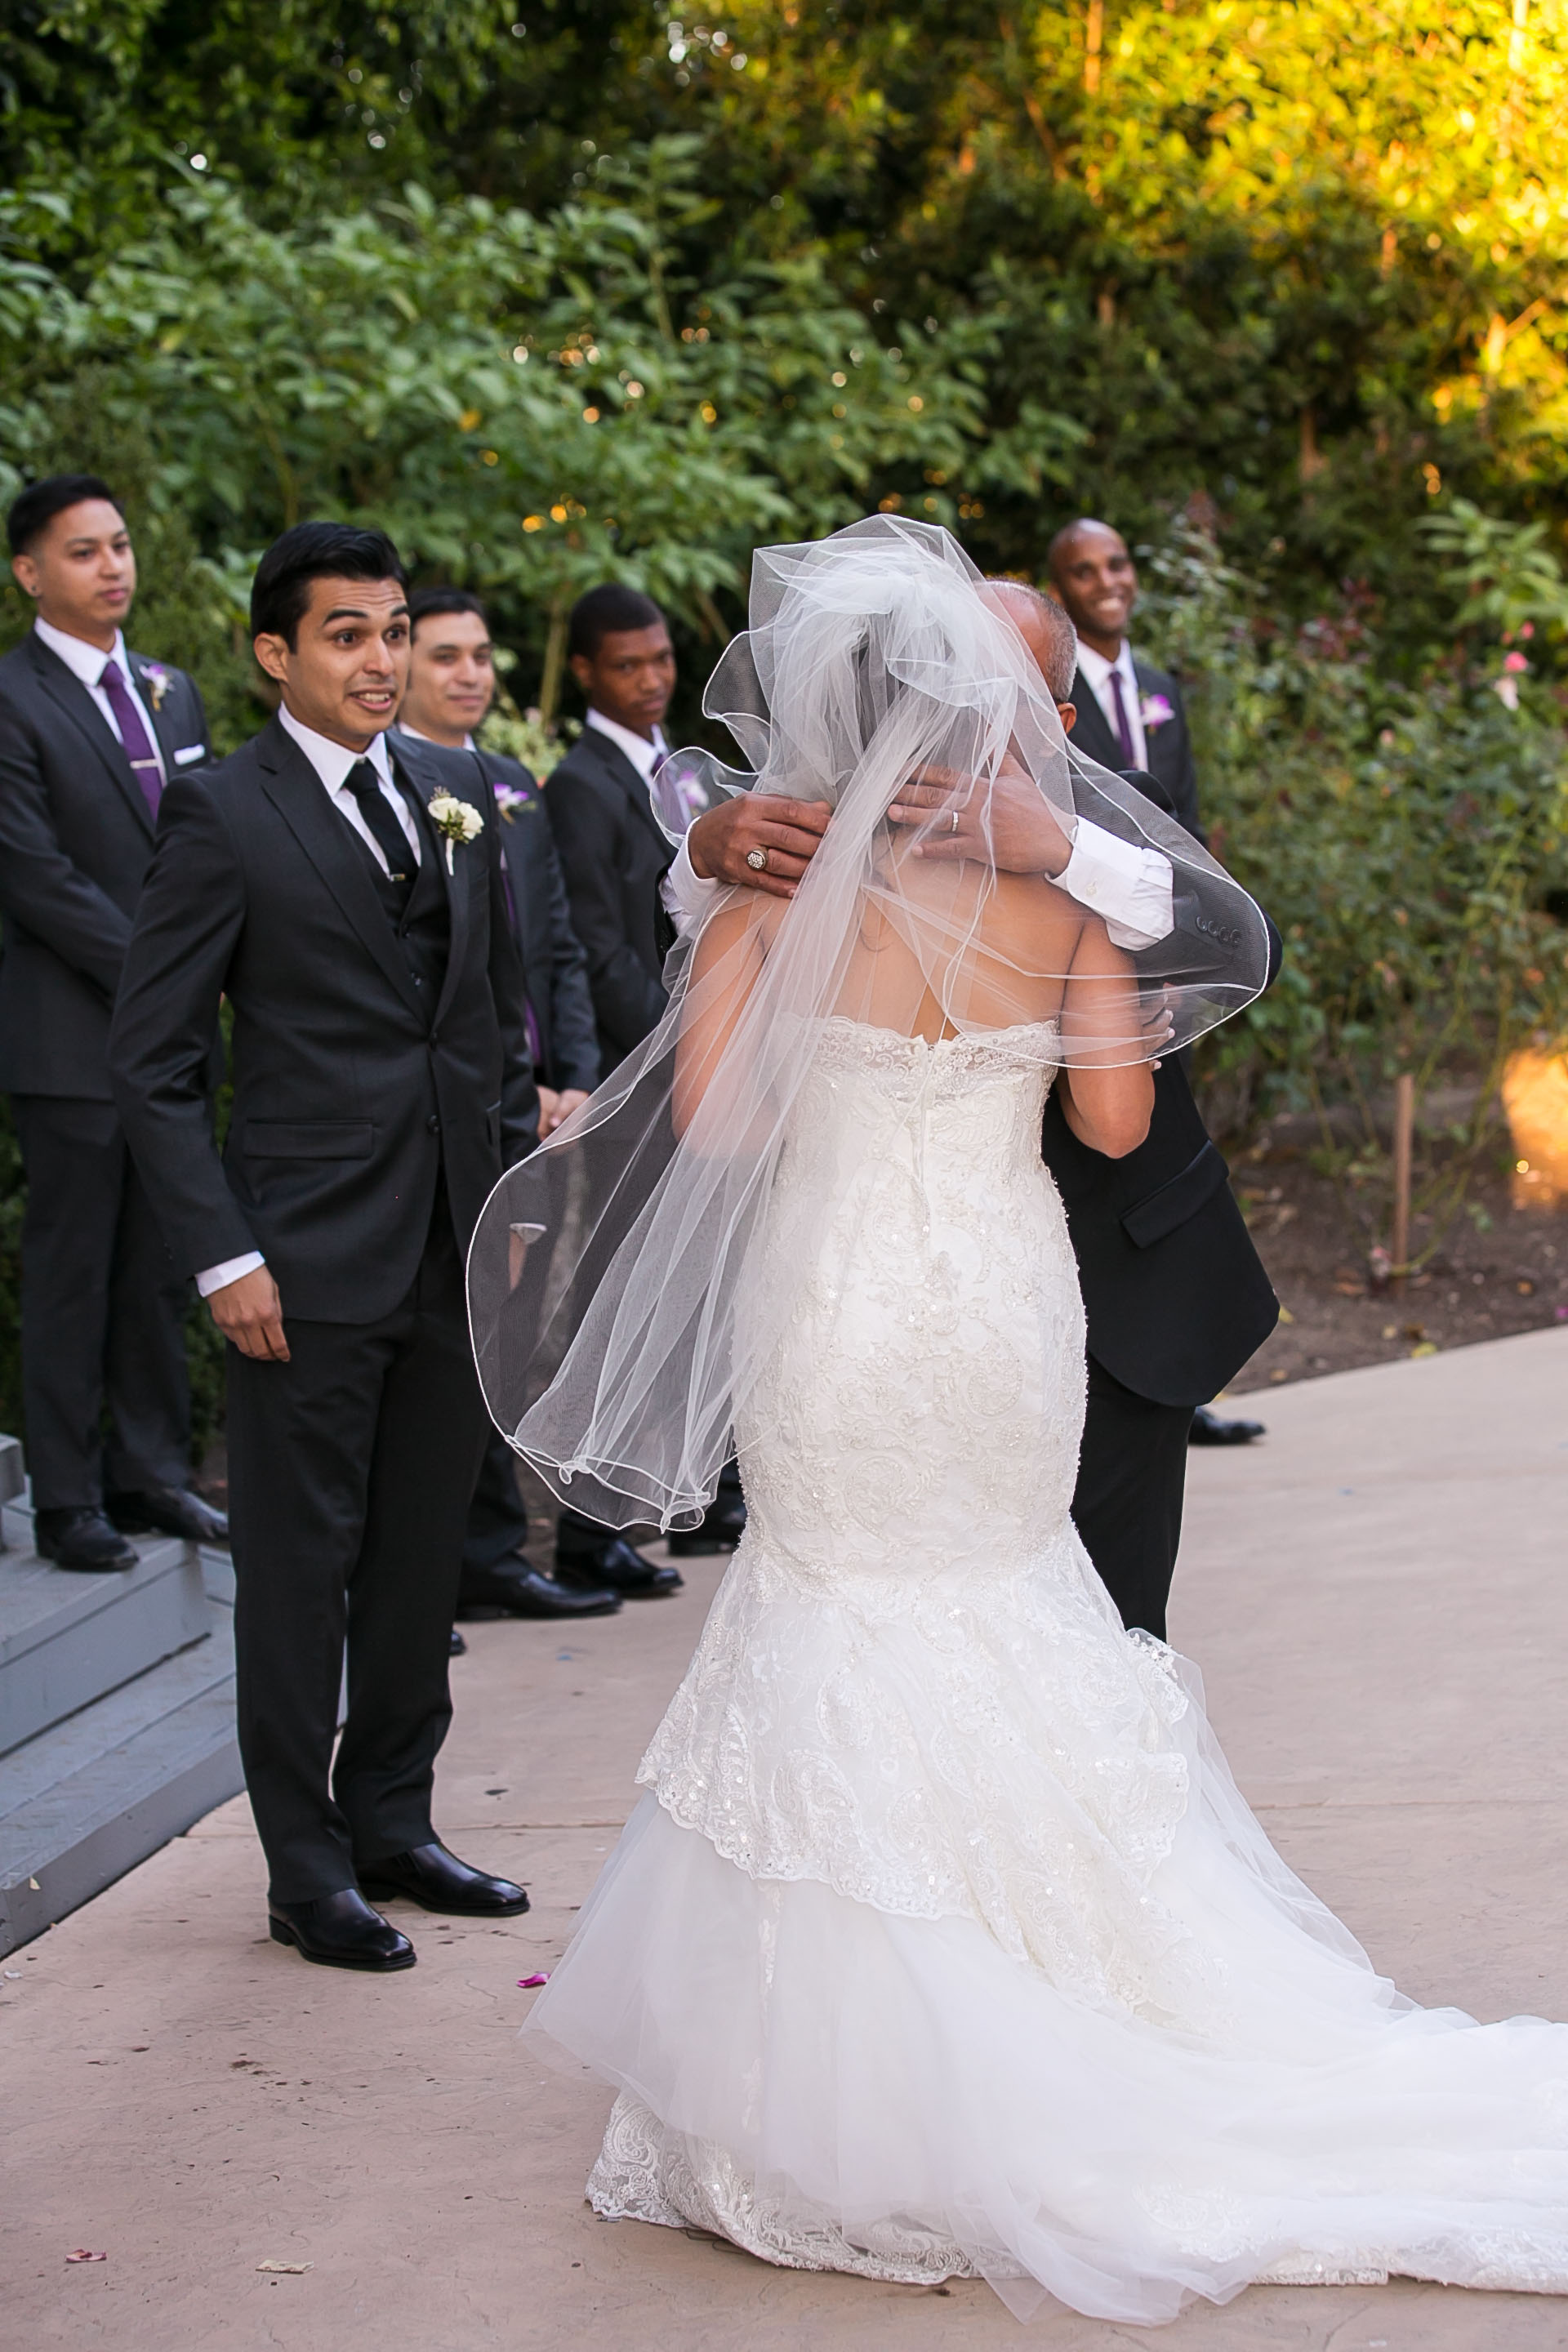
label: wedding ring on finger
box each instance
[949,809,960,833]
[746,846,769,872]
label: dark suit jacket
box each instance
[0,630,209,1098]
[459,743,599,1094]
[1067,654,1202,844]
[1042,761,1278,1407]
[545,722,693,1073]
[109,718,538,1325]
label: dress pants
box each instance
[463,1421,532,1572]
[225,1197,488,1904]
[10,1094,191,1512]
[1069,1354,1194,1643]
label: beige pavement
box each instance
[5,1328,1568,2350]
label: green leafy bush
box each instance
[1143,527,1568,1136]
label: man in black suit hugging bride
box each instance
[706,579,1278,1642]
[110,523,540,1973]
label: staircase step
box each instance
[0,1503,209,1757]
[0,1606,242,1957]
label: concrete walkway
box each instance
[5,1328,1568,2350]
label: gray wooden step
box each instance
[0,1605,241,1957]
[0,1503,208,1757]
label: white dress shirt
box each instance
[1074,636,1148,773]
[586,704,667,784]
[33,618,167,785]
[276,703,421,872]
[196,710,422,1299]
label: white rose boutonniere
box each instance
[427,792,484,874]
[142,662,172,712]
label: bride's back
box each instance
[831,835,1085,1045]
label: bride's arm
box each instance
[1054,918,1156,1160]
[672,897,783,1140]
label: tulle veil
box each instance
[466,515,1267,1530]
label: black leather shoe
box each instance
[668,1493,747,1557]
[449,1626,467,1656]
[458,1555,621,1619]
[107,1486,229,1544]
[34,1507,138,1573]
[357,1841,530,1917]
[1189,1405,1267,1446]
[268,1888,415,1971]
[555,1535,682,1598]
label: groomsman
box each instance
[0,474,226,1570]
[111,522,538,1972]
[1048,518,1265,1450]
[546,584,744,1579]
[1047,519,1202,844]
[394,586,622,1623]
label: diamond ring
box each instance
[950,808,960,833]
[746,846,768,871]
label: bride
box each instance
[467,517,1568,2325]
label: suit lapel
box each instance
[26,635,154,840]
[586,728,672,866]
[392,740,471,1036]
[256,719,425,1018]
[1066,667,1125,775]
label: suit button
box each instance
[426,1114,441,1136]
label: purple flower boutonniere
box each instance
[492,781,530,822]
[1140,691,1174,733]
[142,662,172,713]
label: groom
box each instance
[110,522,539,1972]
[702,582,1277,1642]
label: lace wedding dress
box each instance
[523,1018,1568,2324]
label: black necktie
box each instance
[343,759,416,902]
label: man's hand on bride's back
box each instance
[887,764,1073,879]
[688,795,833,899]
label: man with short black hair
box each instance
[0,473,225,1570]
[546,584,690,1075]
[110,520,540,1973]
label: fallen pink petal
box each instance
[65,2251,106,2264]
[518,1973,550,1989]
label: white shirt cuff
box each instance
[660,835,723,934]
[1058,821,1174,951]
[197,1250,266,1298]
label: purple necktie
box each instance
[1107,666,1137,767]
[99,658,163,818]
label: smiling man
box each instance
[0,473,224,1571]
[1047,519,1201,843]
[109,521,540,1976]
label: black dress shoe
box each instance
[107,1486,229,1544]
[458,1555,621,1619]
[667,1490,747,1557]
[357,1840,530,1917]
[450,1626,468,1656]
[34,1507,138,1573]
[1188,1405,1267,1447]
[555,1535,682,1599]
[268,1888,415,1971]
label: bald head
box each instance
[1046,519,1138,660]
[982,579,1078,702]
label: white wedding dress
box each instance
[524,1018,1568,2324]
